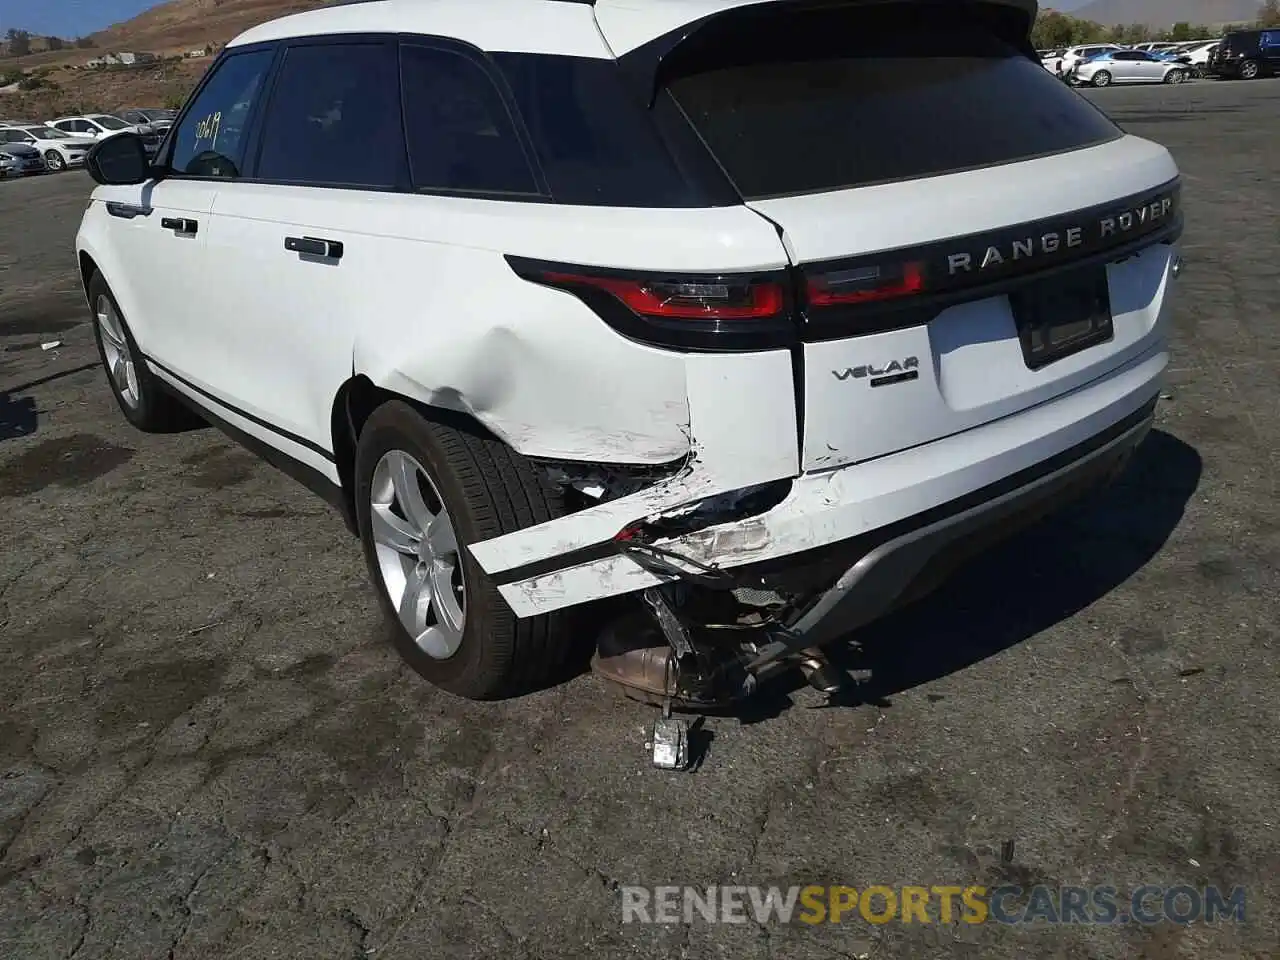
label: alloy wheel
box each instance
[44,150,64,171]
[96,295,140,408]
[369,450,466,659]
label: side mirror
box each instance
[85,132,153,186]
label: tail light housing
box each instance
[505,255,795,352]
[806,260,925,307]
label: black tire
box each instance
[354,400,574,700]
[1164,69,1185,85]
[87,272,202,432]
[1091,70,1112,88]
[1239,60,1260,80]
[44,150,65,171]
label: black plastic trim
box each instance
[504,254,799,353]
[143,354,335,462]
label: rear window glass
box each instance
[663,5,1121,200]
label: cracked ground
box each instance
[2,79,1279,959]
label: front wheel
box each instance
[44,150,65,171]
[354,401,574,700]
[1091,70,1112,88]
[1164,69,1186,85]
[1240,59,1260,80]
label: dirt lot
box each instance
[2,79,1279,960]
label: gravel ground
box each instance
[2,78,1278,960]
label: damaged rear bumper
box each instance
[470,346,1166,620]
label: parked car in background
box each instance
[48,114,164,155]
[1071,49,1192,86]
[116,108,178,131]
[0,141,47,177]
[1207,29,1280,79]
[1058,43,1125,73]
[1039,47,1066,75]
[0,123,97,171]
[1181,40,1221,76]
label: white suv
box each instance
[0,123,97,171]
[49,114,165,155]
[75,0,1182,707]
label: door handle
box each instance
[285,236,344,260]
[161,217,198,235]
[106,202,152,219]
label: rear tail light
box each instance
[539,272,784,320]
[806,260,925,306]
[505,255,794,352]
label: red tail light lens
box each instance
[807,260,926,306]
[541,272,784,320]
[505,255,795,352]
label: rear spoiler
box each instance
[608,0,1041,108]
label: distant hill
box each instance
[1071,0,1261,26]
[0,0,325,61]
[86,0,324,56]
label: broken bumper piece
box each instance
[469,351,1164,624]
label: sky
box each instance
[1,0,158,39]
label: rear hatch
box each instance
[598,0,1182,472]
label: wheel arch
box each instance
[78,249,99,305]
[329,376,505,540]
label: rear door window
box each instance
[400,43,540,198]
[664,5,1121,200]
[495,52,695,206]
[255,40,407,188]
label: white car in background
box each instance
[1059,42,1126,73]
[1182,40,1222,74]
[0,122,97,171]
[1071,48,1193,86]
[48,114,165,156]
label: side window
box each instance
[400,44,539,197]
[169,49,273,178]
[1263,31,1280,47]
[0,131,21,143]
[495,52,697,206]
[256,41,407,188]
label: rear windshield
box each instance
[663,4,1121,200]
[1222,33,1259,50]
